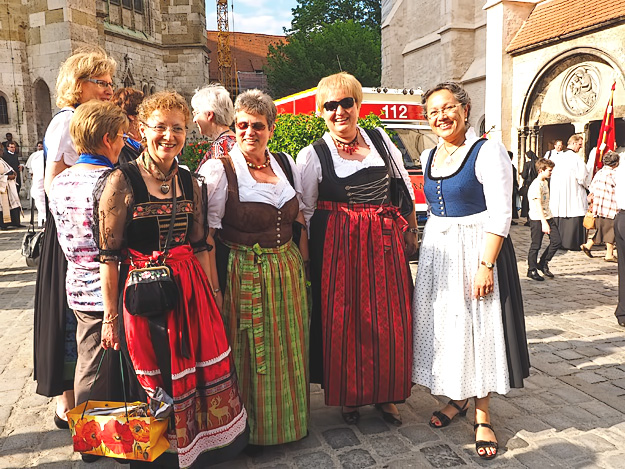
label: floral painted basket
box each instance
[67,400,169,461]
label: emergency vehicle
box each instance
[274,87,436,221]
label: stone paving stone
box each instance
[369,434,409,458]
[540,437,594,462]
[611,378,625,389]
[571,432,617,453]
[420,444,466,468]
[250,446,286,465]
[337,448,376,469]
[513,450,567,468]
[547,385,593,404]
[579,401,622,420]
[505,436,529,450]
[398,424,441,446]
[384,453,432,468]
[553,349,586,360]
[322,428,360,450]
[572,370,607,384]
[355,416,389,435]
[285,432,322,452]
[506,395,554,414]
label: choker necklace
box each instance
[138,151,178,194]
[333,134,359,155]
[245,153,271,170]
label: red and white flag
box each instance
[593,81,616,177]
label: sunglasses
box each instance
[236,121,267,131]
[323,97,355,112]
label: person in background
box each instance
[48,101,128,462]
[191,84,236,172]
[520,150,539,224]
[110,87,144,165]
[413,82,529,460]
[2,133,20,155]
[1,142,23,227]
[549,134,588,250]
[33,46,116,431]
[527,158,562,281]
[0,154,21,230]
[614,155,625,327]
[298,72,417,427]
[581,150,620,262]
[544,139,563,159]
[508,151,519,225]
[26,142,46,226]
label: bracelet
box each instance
[407,227,418,234]
[481,260,495,270]
[212,287,221,294]
[102,314,118,325]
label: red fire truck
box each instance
[274,87,436,221]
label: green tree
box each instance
[266,20,381,98]
[288,0,381,35]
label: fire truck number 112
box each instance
[382,104,408,120]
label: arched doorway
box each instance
[518,48,625,161]
[34,79,52,140]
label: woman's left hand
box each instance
[473,264,495,299]
[101,320,120,351]
[404,231,418,257]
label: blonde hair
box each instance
[70,101,128,155]
[55,47,117,108]
[316,72,363,113]
[137,90,191,127]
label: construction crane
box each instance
[216,0,234,94]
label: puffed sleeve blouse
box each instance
[199,144,304,230]
[96,166,208,262]
[419,127,512,238]
[296,126,415,225]
[44,107,79,166]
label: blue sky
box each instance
[206,0,298,36]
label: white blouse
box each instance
[296,127,415,224]
[199,144,303,229]
[419,127,513,238]
[44,108,79,166]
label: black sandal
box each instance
[429,399,469,428]
[474,423,498,459]
[374,404,402,426]
[341,407,360,425]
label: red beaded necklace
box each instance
[332,134,359,155]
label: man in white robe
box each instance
[549,134,588,250]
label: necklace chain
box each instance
[434,141,466,167]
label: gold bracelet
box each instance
[102,314,118,325]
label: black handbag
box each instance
[364,128,414,218]
[21,199,44,267]
[124,176,179,317]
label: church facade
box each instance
[0,0,210,152]
[382,0,625,163]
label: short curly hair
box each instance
[55,47,117,108]
[111,87,144,117]
[234,89,277,128]
[137,90,191,127]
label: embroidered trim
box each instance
[133,200,193,218]
[171,347,232,381]
[134,368,161,376]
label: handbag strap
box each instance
[29,198,35,229]
[80,349,129,423]
[162,175,177,255]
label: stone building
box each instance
[0,0,210,154]
[382,0,625,163]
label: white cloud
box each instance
[206,0,296,35]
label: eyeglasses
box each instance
[235,121,267,131]
[142,123,187,134]
[426,103,463,120]
[85,78,114,89]
[323,97,355,112]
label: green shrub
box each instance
[180,140,210,172]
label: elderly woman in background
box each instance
[549,134,588,250]
[413,82,529,460]
[297,72,417,426]
[34,47,116,429]
[48,102,127,446]
[96,91,248,467]
[191,84,236,172]
[110,87,144,164]
[581,150,620,261]
[200,89,309,450]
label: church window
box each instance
[0,96,8,125]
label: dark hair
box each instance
[602,150,620,167]
[422,81,471,120]
[111,88,145,117]
[37,140,43,145]
[525,150,537,160]
[535,158,555,172]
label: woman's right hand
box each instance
[101,319,120,351]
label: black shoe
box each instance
[375,404,402,426]
[618,319,625,327]
[341,407,360,425]
[523,221,530,226]
[511,221,518,226]
[53,412,69,429]
[527,269,544,281]
[538,263,554,278]
[81,453,101,463]
[0,226,9,231]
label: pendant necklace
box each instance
[246,153,271,170]
[138,151,177,194]
[333,134,359,155]
[434,141,465,167]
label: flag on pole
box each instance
[593,81,617,177]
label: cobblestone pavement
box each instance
[1,212,625,468]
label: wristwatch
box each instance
[481,260,494,270]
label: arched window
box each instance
[0,96,8,125]
[150,85,156,95]
[142,84,149,96]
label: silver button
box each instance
[277,217,281,221]
[277,210,282,215]
[277,234,281,238]
[277,227,280,231]
[277,239,281,244]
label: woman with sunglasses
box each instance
[200,89,309,450]
[96,91,248,467]
[413,82,528,460]
[297,72,417,426]
[34,47,116,433]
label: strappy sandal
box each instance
[429,399,469,428]
[581,245,593,258]
[474,422,498,459]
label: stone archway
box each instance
[518,48,625,159]
[34,79,52,141]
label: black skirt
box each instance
[554,216,585,250]
[496,236,530,388]
[33,214,75,397]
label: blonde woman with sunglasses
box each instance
[199,88,310,451]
